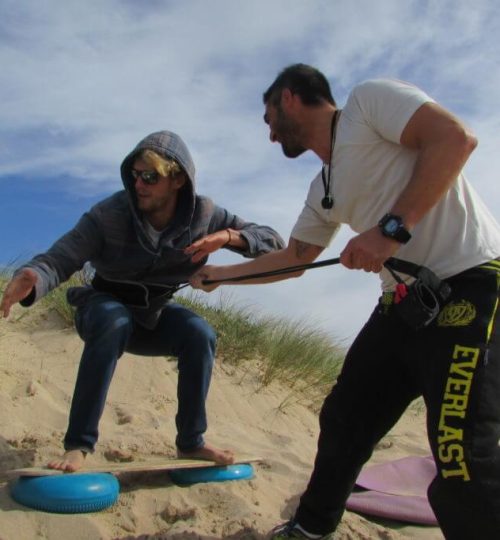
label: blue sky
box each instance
[1,0,499,344]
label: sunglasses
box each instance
[131,169,160,185]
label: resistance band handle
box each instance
[384,257,451,303]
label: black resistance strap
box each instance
[175,257,450,312]
[191,256,452,331]
[203,256,341,284]
[201,256,450,302]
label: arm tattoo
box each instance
[294,240,314,259]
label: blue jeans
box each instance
[64,294,216,453]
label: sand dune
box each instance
[0,304,443,539]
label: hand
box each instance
[184,230,230,264]
[340,226,400,273]
[0,268,38,318]
[189,265,221,292]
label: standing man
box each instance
[191,65,500,539]
[0,130,284,472]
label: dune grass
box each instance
[179,291,344,409]
[0,270,344,409]
[40,272,87,326]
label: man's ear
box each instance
[281,88,293,107]
[173,173,187,190]
[281,88,302,114]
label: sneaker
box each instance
[269,520,333,539]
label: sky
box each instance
[1,0,499,345]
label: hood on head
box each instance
[120,130,196,195]
[120,131,197,232]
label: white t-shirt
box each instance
[143,219,164,248]
[291,79,500,290]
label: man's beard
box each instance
[275,107,306,158]
[281,141,306,158]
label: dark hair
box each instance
[263,63,336,107]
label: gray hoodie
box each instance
[19,131,285,328]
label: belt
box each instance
[91,274,178,308]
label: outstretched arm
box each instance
[184,228,249,263]
[4,211,103,310]
[190,237,324,291]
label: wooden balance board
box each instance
[8,455,262,477]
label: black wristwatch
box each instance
[378,213,412,244]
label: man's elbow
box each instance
[454,125,478,161]
[465,132,478,156]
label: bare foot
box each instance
[177,443,235,465]
[47,450,86,472]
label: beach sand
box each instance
[0,304,444,540]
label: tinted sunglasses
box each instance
[131,169,159,185]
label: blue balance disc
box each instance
[11,473,119,513]
[169,463,254,486]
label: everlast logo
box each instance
[437,344,479,481]
[437,300,476,327]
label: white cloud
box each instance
[1,0,499,341]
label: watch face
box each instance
[384,218,399,234]
[379,214,411,243]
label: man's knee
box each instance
[78,300,133,340]
[188,317,216,348]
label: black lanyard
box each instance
[321,109,341,209]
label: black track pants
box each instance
[295,260,500,539]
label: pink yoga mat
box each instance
[346,455,438,525]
